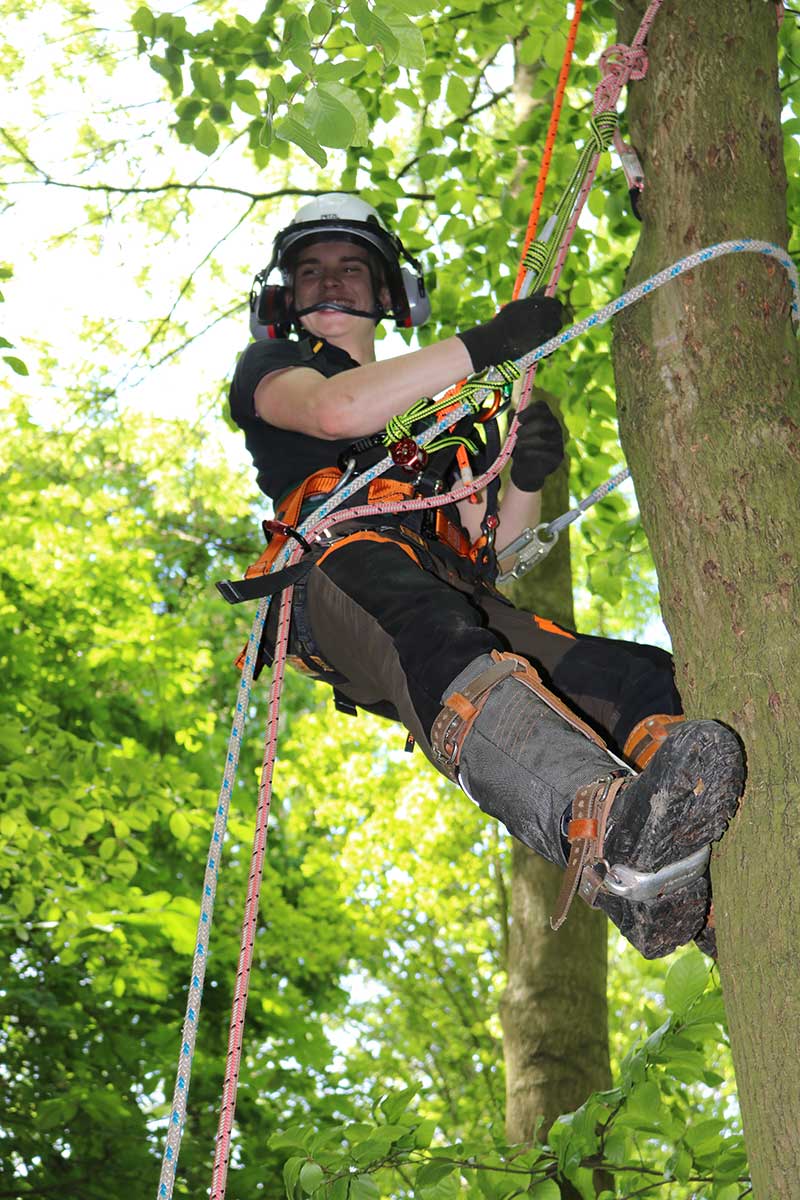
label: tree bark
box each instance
[614,4,800,1196]
[499,387,612,1143]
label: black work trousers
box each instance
[289,528,681,766]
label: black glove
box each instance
[509,400,565,492]
[456,295,564,374]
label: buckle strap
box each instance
[431,650,609,783]
[623,713,684,768]
[431,656,519,780]
[551,773,628,931]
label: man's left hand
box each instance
[509,400,565,493]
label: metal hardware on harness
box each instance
[597,844,711,902]
[262,519,312,553]
[496,522,559,582]
[330,457,357,496]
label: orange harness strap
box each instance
[242,472,419,581]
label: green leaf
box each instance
[419,1168,459,1200]
[378,6,425,68]
[4,356,28,376]
[169,811,192,841]
[665,947,711,1015]
[283,1156,305,1200]
[542,29,567,71]
[415,1162,455,1189]
[348,0,399,62]
[0,336,12,349]
[381,1089,419,1123]
[149,54,182,97]
[284,11,313,69]
[530,1182,561,1200]
[131,5,154,37]
[445,75,471,117]
[193,118,220,156]
[50,807,70,831]
[350,1178,379,1200]
[413,1117,436,1148]
[309,2,332,35]
[304,85,356,149]
[190,62,221,99]
[318,82,369,145]
[15,886,35,918]
[233,90,261,115]
[315,59,365,81]
[275,113,328,167]
[299,1161,324,1194]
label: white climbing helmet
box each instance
[249,192,431,339]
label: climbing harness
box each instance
[156,0,799,1192]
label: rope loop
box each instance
[384,411,413,443]
[588,110,618,153]
[599,42,649,82]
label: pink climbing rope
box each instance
[209,586,294,1196]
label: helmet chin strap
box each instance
[293,300,385,323]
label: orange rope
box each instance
[512,0,584,299]
[437,3,584,423]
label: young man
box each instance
[229,194,743,959]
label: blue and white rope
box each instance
[156,610,268,1199]
[156,237,797,1199]
[548,467,631,537]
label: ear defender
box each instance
[249,277,293,341]
[400,266,431,328]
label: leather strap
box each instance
[431,656,519,781]
[431,650,609,783]
[623,713,684,768]
[550,773,629,930]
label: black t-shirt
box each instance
[229,334,485,535]
[229,336,366,503]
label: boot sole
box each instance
[598,720,743,959]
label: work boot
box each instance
[622,712,719,957]
[431,651,743,960]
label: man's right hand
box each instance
[456,295,564,375]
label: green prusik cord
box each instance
[522,111,618,289]
[385,362,519,456]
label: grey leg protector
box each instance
[431,651,625,864]
[431,651,744,959]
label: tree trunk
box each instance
[499,385,612,1143]
[614,4,800,1195]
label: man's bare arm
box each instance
[254,339,473,440]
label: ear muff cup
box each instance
[249,283,292,340]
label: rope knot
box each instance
[599,42,648,82]
[522,239,549,275]
[384,412,414,444]
[587,111,618,153]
